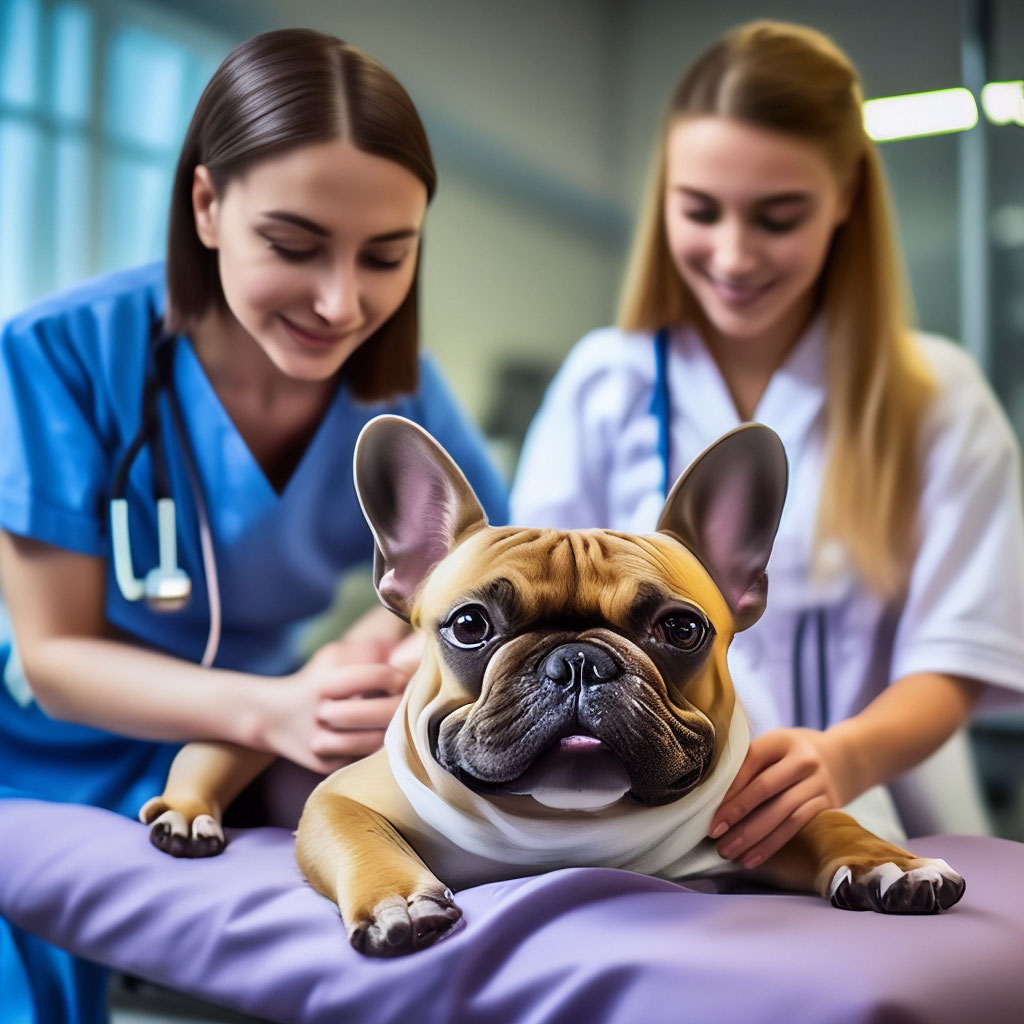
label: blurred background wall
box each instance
[4,0,1021,470]
[2,0,1023,831]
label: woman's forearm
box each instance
[826,671,982,798]
[1,532,278,749]
[23,635,272,747]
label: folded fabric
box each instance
[2,797,1023,1024]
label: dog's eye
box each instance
[655,611,708,651]
[442,605,493,649]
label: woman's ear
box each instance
[192,165,220,250]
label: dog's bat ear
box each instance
[354,415,488,620]
[657,423,787,631]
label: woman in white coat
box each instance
[511,20,1024,868]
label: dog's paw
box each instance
[829,858,965,914]
[147,809,226,859]
[349,889,463,957]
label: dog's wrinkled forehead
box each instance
[415,525,731,628]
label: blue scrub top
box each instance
[0,263,509,814]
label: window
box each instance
[0,0,231,320]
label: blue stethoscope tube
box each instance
[649,327,830,730]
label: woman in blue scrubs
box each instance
[0,29,507,1023]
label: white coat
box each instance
[511,320,1024,835]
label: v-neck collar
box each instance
[171,334,346,504]
[668,316,827,451]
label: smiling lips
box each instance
[704,273,774,307]
[277,313,358,351]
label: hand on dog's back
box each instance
[710,726,848,869]
[275,640,409,774]
[388,632,426,676]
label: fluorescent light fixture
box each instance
[863,88,978,142]
[981,81,1024,125]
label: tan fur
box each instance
[754,811,909,894]
[140,741,274,832]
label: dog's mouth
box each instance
[432,632,717,808]
[493,732,634,811]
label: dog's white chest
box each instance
[385,703,748,882]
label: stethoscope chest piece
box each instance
[110,496,191,611]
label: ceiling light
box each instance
[981,81,1024,126]
[863,88,978,142]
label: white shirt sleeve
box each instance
[510,328,655,529]
[891,336,1024,708]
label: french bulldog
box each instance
[294,415,965,955]
[143,415,965,957]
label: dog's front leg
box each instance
[139,741,275,857]
[760,810,965,913]
[296,787,461,957]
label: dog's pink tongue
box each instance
[559,735,604,752]
[512,737,632,811]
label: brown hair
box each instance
[619,20,936,597]
[165,28,436,401]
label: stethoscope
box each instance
[108,305,222,667]
[650,327,831,730]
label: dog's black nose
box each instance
[542,643,619,687]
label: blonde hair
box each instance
[619,20,936,597]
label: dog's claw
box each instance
[829,858,965,914]
[148,810,226,859]
[350,890,463,957]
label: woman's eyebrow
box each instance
[673,187,813,208]
[753,192,813,208]
[368,228,421,243]
[262,211,330,236]
[259,213,420,244]
[673,187,715,202]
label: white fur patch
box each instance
[151,809,224,844]
[386,700,749,880]
[829,865,853,900]
[154,809,189,837]
[864,861,905,897]
[832,857,963,903]
[191,814,224,842]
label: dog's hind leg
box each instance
[139,741,275,857]
[296,786,461,957]
[759,810,965,913]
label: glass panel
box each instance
[104,24,188,150]
[51,1,93,123]
[0,0,41,107]
[99,155,170,270]
[54,134,92,286]
[0,120,43,317]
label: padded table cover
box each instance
[1,797,1023,1024]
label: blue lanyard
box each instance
[650,327,671,499]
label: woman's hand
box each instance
[386,630,426,675]
[707,673,982,868]
[264,640,410,774]
[707,727,856,869]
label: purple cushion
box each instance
[2,797,1023,1023]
